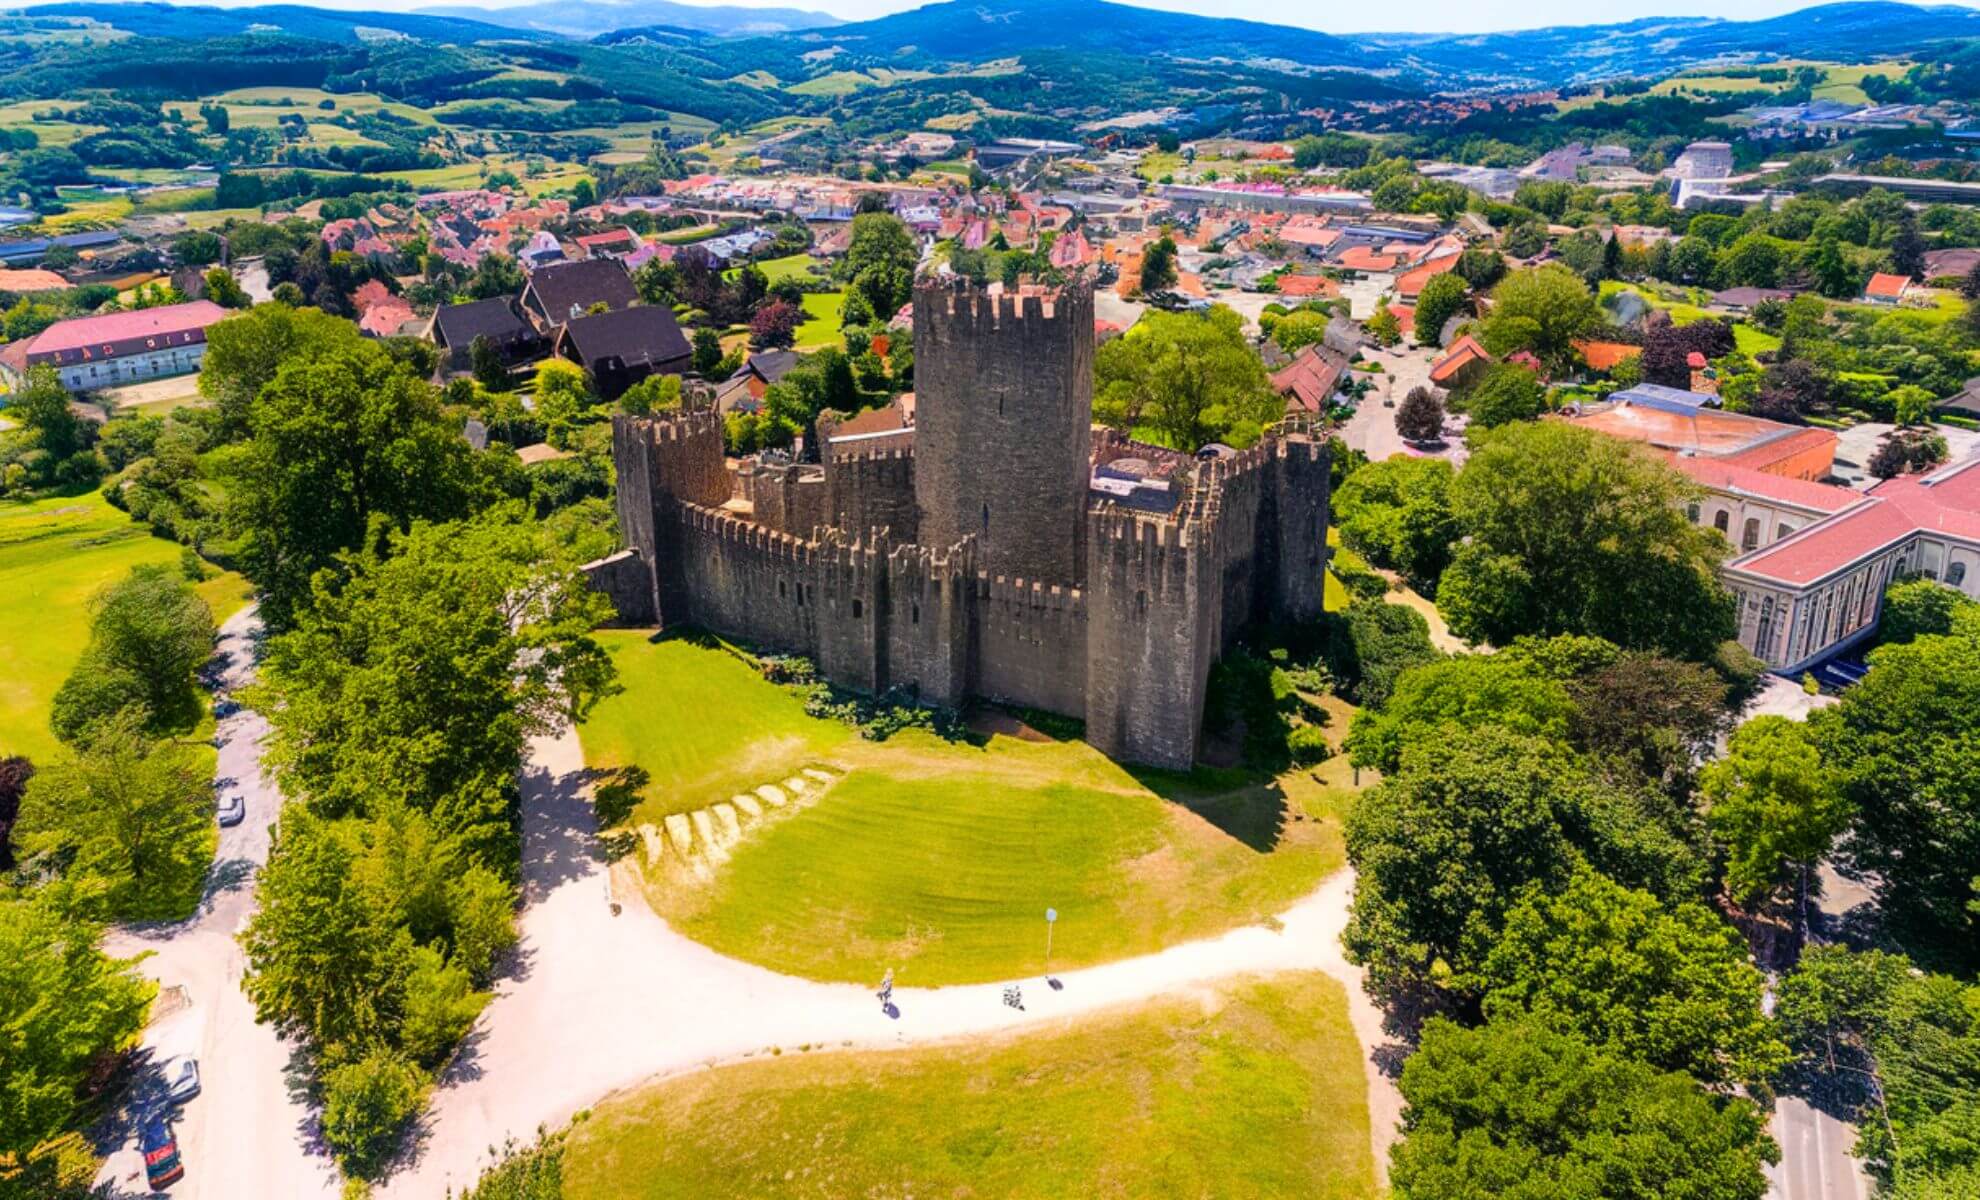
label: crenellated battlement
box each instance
[676,501,818,565]
[914,275,1092,329]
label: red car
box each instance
[141,1116,183,1189]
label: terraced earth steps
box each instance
[648,765,844,882]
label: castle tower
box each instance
[911,276,1094,587]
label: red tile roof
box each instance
[1338,246,1400,272]
[1430,334,1490,385]
[1667,455,1863,514]
[1275,273,1338,298]
[1271,343,1350,413]
[1730,454,1980,585]
[1720,426,1838,475]
[1575,340,1641,371]
[1395,252,1460,299]
[1865,272,1910,298]
[23,300,228,366]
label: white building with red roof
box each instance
[1,300,228,392]
[1717,454,1980,671]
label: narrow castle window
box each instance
[853,598,863,619]
[912,602,920,625]
[779,580,787,599]
[982,504,990,535]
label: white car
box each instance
[165,1058,200,1105]
[216,795,246,827]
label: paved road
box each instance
[1769,1097,1868,1200]
[377,723,1407,1197]
[91,606,341,1200]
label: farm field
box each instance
[560,971,1376,1200]
[579,632,1356,986]
[0,488,250,763]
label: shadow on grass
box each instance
[1130,763,1288,854]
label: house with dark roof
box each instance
[428,297,544,372]
[552,305,690,400]
[521,258,639,331]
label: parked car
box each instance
[140,1116,183,1189]
[165,1059,200,1104]
[216,795,245,827]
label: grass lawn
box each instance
[1734,323,1783,355]
[727,253,822,286]
[0,489,251,763]
[561,971,1374,1200]
[580,632,1355,985]
[794,290,846,350]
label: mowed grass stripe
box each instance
[560,972,1376,1200]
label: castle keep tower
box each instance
[911,276,1094,587]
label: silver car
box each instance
[166,1058,200,1105]
[216,795,246,827]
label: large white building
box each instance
[0,300,228,392]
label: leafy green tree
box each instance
[1700,715,1850,907]
[1481,870,1789,1086]
[617,372,682,416]
[1562,649,1729,791]
[1438,422,1735,660]
[1093,306,1280,450]
[1809,617,1980,966]
[1888,384,1935,428]
[251,508,615,868]
[16,712,213,921]
[1808,235,1860,298]
[466,253,524,302]
[1393,385,1445,444]
[233,342,491,625]
[1344,725,1696,995]
[531,359,593,449]
[1663,236,1718,286]
[319,1046,425,1179]
[198,302,365,440]
[48,564,214,744]
[1463,362,1545,428]
[1269,309,1329,353]
[1333,598,1440,708]
[1392,1017,1775,1200]
[0,888,151,1162]
[1878,576,1975,645]
[843,212,917,319]
[1719,232,1787,288]
[5,365,84,462]
[1347,654,1574,775]
[201,265,249,309]
[690,327,722,376]
[1411,273,1467,345]
[1331,455,1457,590]
[1136,236,1178,294]
[1365,306,1401,347]
[1477,265,1600,372]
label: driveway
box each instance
[1339,346,1468,468]
[377,724,1406,1196]
[91,606,341,1200]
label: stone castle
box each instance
[590,275,1332,768]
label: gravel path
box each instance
[379,722,1405,1196]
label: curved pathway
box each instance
[380,722,1404,1197]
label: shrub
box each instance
[1288,724,1333,766]
[320,1048,425,1179]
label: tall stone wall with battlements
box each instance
[912,277,1093,587]
[593,288,1332,771]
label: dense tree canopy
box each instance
[1477,265,1601,373]
[1480,870,1788,1086]
[1346,653,1574,775]
[1330,456,1456,592]
[1699,715,1849,907]
[1436,423,1735,661]
[48,564,214,746]
[1094,306,1281,450]
[1392,1017,1775,1200]
[843,212,918,319]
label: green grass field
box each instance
[0,489,251,763]
[561,971,1374,1200]
[794,290,846,350]
[580,633,1355,985]
[727,253,823,286]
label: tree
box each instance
[1092,306,1280,450]
[1477,265,1600,372]
[1392,1018,1775,1200]
[1454,247,1506,290]
[0,756,29,870]
[1700,715,1850,909]
[617,372,681,417]
[470,335,510,393]
[202,266,249,309]
[1808,235,1860,299]
[1878,575,1975,645]
[1332,455,1457,590]
[171,230,223,267]
[1890,214,1927,279]
[690,327,723,375]
[1137,236,1178,294]
[1480,871,1789,1086]
[1888,383,1935,427]
[1809,618,1980,966]
[1463,362,1545,428]
[1867,427,1949,479]
[1269,309,1329,354]
[1346,653,1574,775]
[16,712,213,921]
[467,253,524,302]
[233,342,491,625]
[0,889,151,1162]
[319,1046,425,1179]
[843,212,917,319]
[1393,385,1445,443]
[6,365,84,463]
[250,509,615,869]
[1438,423,1735,661]
[1563,649,1730,790]
[1752,358,1829,422]
[1365,305,1400,347]
[749,299,799,350]
[198,302,365,440]
[1411,273,1467,345]
[1665,235,1719,286]
[1343,725,1696,995]
[50,567,213,746]
[1719,233,1786,288]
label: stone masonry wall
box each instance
[826,448,919,543]
[972,575,1088,716]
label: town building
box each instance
[589,277,1333,769]
[427,297,543,372]
[0,300,227,392]
[552,305,691,401]
[520,258,640,330]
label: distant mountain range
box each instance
[15,0,1980,88]
[411,0,838,39]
